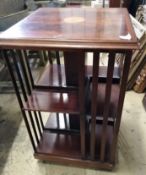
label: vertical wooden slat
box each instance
[78,51,86,158]
[23,50,35,89]
[100,52,115,161]
[2,50,36,151]
[28,111,39,144]
[64,113,68,129]
[17,50,32,95]
[38,111,44,130]
[90,52,100,160]
[48,51,53,64]
[38,50,45,66]
[16,49,40,145]
[56,51,61,65]
[22,50,43,137]
[110,51,132,163]
[11,50,27,102]
[16,50,41,143]
[57,64,63,86]
[33,111,42,137]
[56,113,60,129]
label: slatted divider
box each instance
[100,52,116,161]
[90,52,100,160]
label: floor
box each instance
[0,89,146,175]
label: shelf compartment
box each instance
[44,113,70,130]
[35,64,120,89]
[86,66,120,83]
[34,116,114,170]
[36,131,82,159]
[86,83,120,118]
[36,64,66,87]
[42,113,80,134]
[23,90,79,114]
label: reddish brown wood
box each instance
[36,64,120,88]
[0,8,138,50]
[0,8,138,170]
[34,153,113,170]
[110,51,132,163]
[122,0,132,8]
[23,90,79,114]
[100,52,115,161]
[64,51,86,157]
[86,84,120,118]
[90,52,99,160]
[110,0,121,7]
[36,131,82,158]
[77,51,86,158]
[34,114,114,170]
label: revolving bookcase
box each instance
[0,8,138,170]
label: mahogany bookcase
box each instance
[0,8,138,170]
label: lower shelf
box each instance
[34,115,114,170]
[36,131,82,159]
[34,152,113,170]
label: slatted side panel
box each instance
[100,52,116,161]
[2,48,69,150]
[110,51,132,163]
[2,49,47,151]
[90,50,132,163]
[90,51,118,162]
[2,49,37,151]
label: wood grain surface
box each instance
[0,8,138,50]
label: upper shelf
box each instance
[36,64,120,87]
[0,8,138,50]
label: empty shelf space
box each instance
[35,65,120,89]
[42,113,80,133]
[23,90,79,113]
[34,122,113,163]
[44,113,71,130]
[36,131,82,159]
[35,64,66,87]
[86,83,120,118]
[86,66,120,83]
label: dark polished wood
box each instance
[0,8,138,50]
[34,113,114,170]
[36,64,120,88]
[23,90,79,113]
[86,83,120,118]
[100,53,116,161]
[110,51,132,163]
[110,0,121,7]
[0,8,138,170]
[90,52,100,160]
